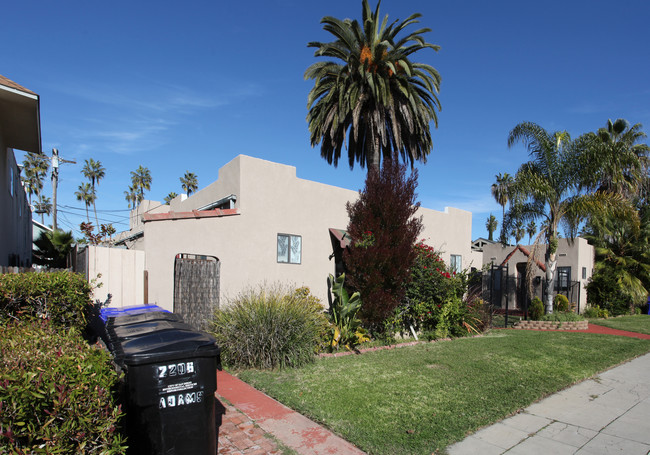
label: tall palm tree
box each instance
[130,166,152,204]
[305,0,441,172]
[21,153,49,206]
[180,171,198,197]
[506,121,614,314]
[75,182,95,224]
[526,220,536,244]
[579,119,650,199]
[82,158,105,229]
[485,214,498,241]
[491,172,513,225]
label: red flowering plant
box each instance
[389,241,467,336]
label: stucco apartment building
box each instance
[113,155,475,317]
[0,75,41,267]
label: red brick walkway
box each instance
[217,399,285,455]
[577,322,650,339]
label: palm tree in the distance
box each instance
[491,172,513,242]
[526,220,537,244]
[180,171,198,197]
[82,158,105,230]
[75,182,95,224]
[130,166,152,204]
[305,0,441,172]
[164,192,178,205]
[485,214,498,241]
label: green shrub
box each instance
[210,285,328,369]
[0,320,125,454]
[553,294,570,312]
[325,274,369,352]
[529,297,544,320]
[584,305,609,319]
[0,271,93,332]
[540,312,585,322]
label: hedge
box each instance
[0,319,126,454]
[0,271,93,332]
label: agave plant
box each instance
[326,273,369,351]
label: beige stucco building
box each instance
[0,75,41,267]
[481,238,594,313]
[113,155,475,314]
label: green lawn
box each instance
[589,314,650,335]
[237,330,650,455]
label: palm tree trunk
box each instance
[544,250,557,314]
[93,202,99,231]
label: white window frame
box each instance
[450,254,462,273]
[277,234,302,264]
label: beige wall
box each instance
[481,238,594,311]
[82,245,146,308]
[126,155,474,310]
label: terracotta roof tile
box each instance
[500,244,546,272]
[143,208,239,222]
[0,74,37,95]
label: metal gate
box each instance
[173,254,220,331]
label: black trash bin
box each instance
[106,319,193,353]
[114,329,220,454]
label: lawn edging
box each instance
[513,320,588,331]
[318,335,483,358]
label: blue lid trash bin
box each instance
[113,328,221,454]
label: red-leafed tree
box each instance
[343,159,423,328]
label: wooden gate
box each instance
[173,254,220,331]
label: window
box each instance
[582,267,587,280]
[277,234,301,264]
[556,267,571,290]
[450,254,462,273]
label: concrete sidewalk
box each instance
[447,352,650,455]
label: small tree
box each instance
[343,159,423,328]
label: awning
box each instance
[329,228,351,249]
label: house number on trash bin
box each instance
[157,361,195,378]
[159,391,204,409]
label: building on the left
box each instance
[0,74,41,267]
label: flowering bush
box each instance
[389,241,477,337]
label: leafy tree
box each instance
[164,192,178,205]
[180,171,198,196]
[584,203,650,314]
[33,230,75,268]
[491,172,513,242]
[82,158,105,229]
[305,0,441,172]
[506,121,614,314]
[75,182,95,223]
[343,159,423,327]
[130,165,152,204]
[485,214,498,241]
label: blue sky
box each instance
[4,0,650,242]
